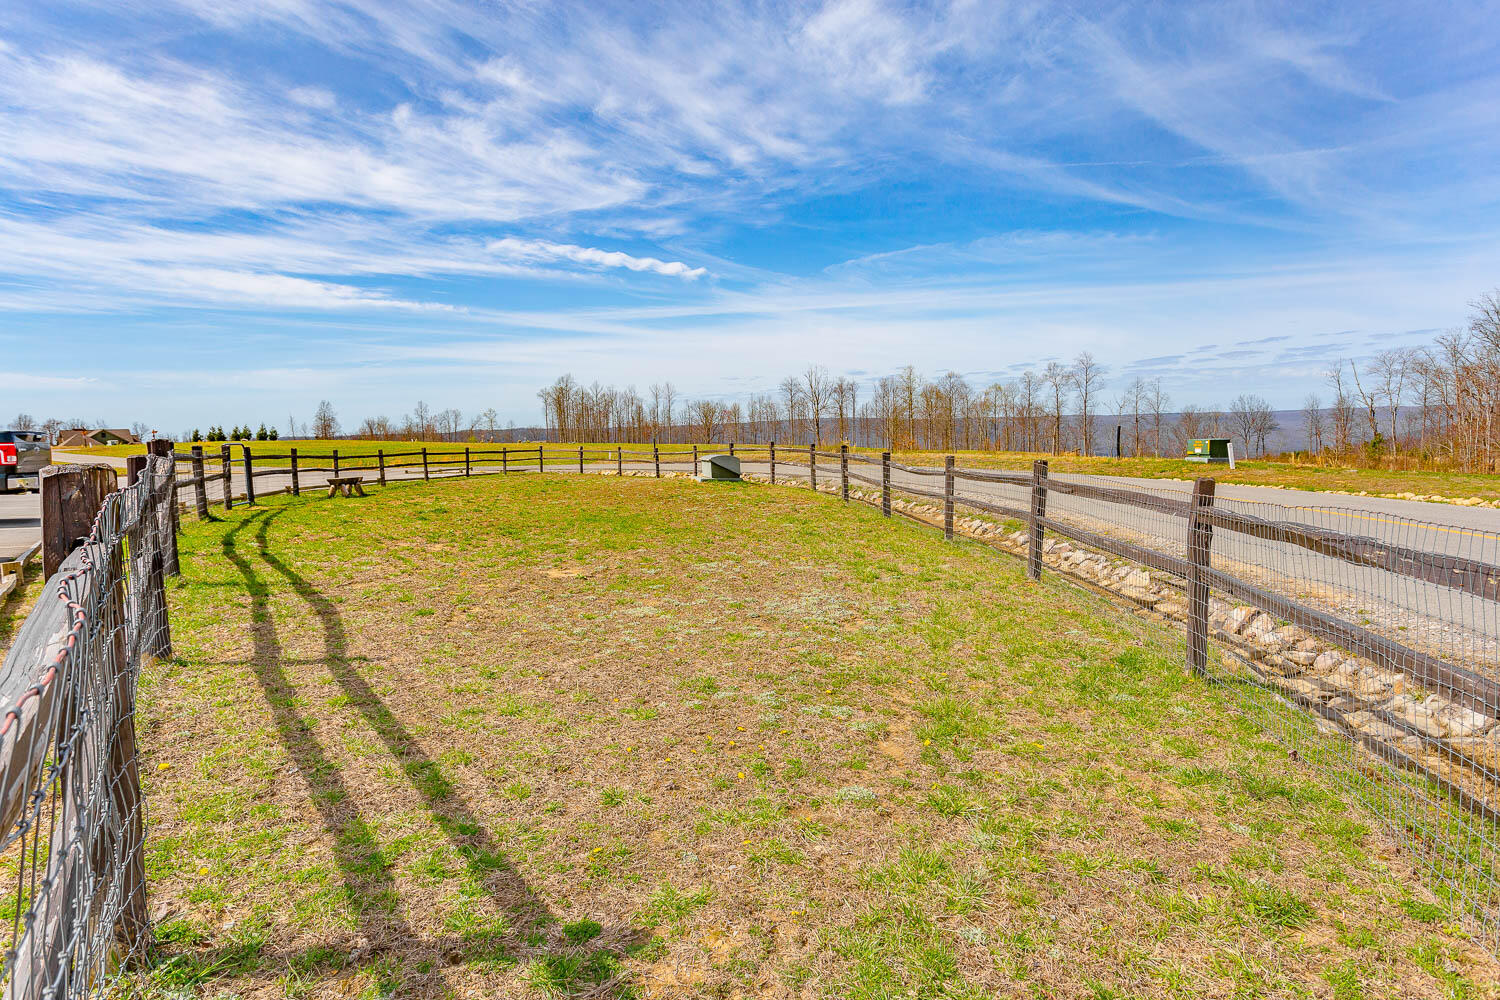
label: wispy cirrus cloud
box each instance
[487,239,708,280]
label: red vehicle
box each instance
[0,430,50,492]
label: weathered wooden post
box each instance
[242,446,255,505]
[1027,459,1048,580]
[40,464,117,577]
[422,448,430,481]
[617,446,623,476]
[125,456,173,661]
[219,444,233,509]
[769,441,776,484]
[808,442,817,489]
[538,446,545,474]
[377,449,386,486]
[465,446,471,477]
[729,442,735,457]
[881,451,891,517]
[692,444,698,470]
[1187,477,1217,677]
[290,448,301,496]
[103,494,148,956]
[653,442,660,478]
[147,439,179,576]
[840,444,850,502]
[579,445,585,475]
[332,449,340,479]
[943,455,955,540]
[190,445,209,519]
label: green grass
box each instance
[132,473,1500,997]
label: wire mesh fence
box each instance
[0,454,176,999]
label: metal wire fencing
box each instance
[0,455,177,1000]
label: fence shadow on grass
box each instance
[153,508,648,996]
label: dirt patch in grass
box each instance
[139,475,1500,998]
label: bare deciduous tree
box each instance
[1302,394,1325,453]
[1070,351,1106,455]
[802,365,831,445]
[312,400,339,439]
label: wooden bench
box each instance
[327,477,367,498]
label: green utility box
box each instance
[1185,438,1232,463]
[697,454,742,481]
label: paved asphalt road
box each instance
[0,491,40,564]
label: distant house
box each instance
[55,428,140,448]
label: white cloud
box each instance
[486,238,707,280]
[286,85,336,110]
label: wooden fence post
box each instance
[502,447,508,474]
[692,444,698,472]
[126,455,173,660]
[617,446,623,476]
[1187,477,1217,677]
[333,449,340,479]
[840,444,849,502]
[422,448,430,481]
[1027,459,1048,580]
[579,446,585,475]
[219,444,233,509]
[242,446,255,505]
[146,439,179,576]
[769,441,777,484]
[808,443,817,489]
[104,532,147,955]
[943,455,955,540]
[290,448,300,496]
[538,447,545,474]
[377,449,385,486]
[882,451,891,517]
[465,447,471,477]
[729,442,735,457]
[40,464,118,577]
[653,442,660,478]
[190,446,209,519]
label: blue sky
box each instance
[3,0,1499,433]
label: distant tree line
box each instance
[9,414,155,444]
[534,357,1281,458]
[191,424,279,442]
[348,401,522,442]
[534,290,1500,468]
[1306,291,1500,472]
[178,289,1499,469]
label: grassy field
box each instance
[135,473,1497,998]
[0,559,44,658]
[75,439,1500,503]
